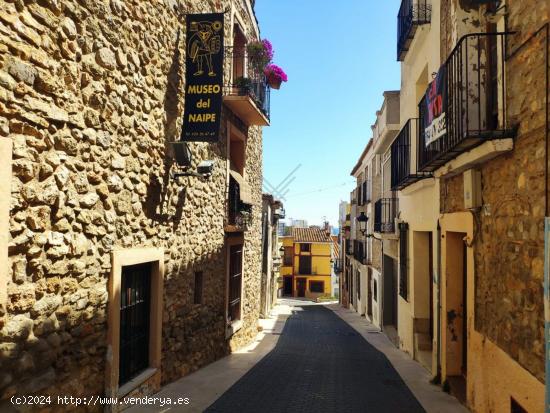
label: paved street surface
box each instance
[206,300,425,412]
[130,299,467,413]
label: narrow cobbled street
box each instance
[206,300,425,413]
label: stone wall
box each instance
[439,0,549,382]
[0,0,264,406]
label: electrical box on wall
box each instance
[464,169,482,209]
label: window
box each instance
[373,278,378,301]
[119,263,151,385]
[299,256,312,275]
[300,243,311,252]
[194,271,203,304]
[511,398,527,413]
[283,246,293,266]
[310,281,324,293]
[228,244,243,322]
[399,223,409,300]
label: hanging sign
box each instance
[423,65,447,147]
[181,13,224,142]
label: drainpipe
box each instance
[436,219,442,383]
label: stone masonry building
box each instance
[0,0,273,409]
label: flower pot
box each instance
[267,73,282,90]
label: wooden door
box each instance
[296,278,306,297]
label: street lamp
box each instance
[357,212,368,235]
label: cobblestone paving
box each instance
[205,303,426,413]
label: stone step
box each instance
[415,332,433,352]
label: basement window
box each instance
[511,398,527,413]
[310,281,324,293]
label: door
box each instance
[119,263,151,386]
[283,276,293,296]
[382,255,397,327]
[296,278,306,297]
[367,267,373,317]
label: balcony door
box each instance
[299,256,312,275]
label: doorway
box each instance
[383,254,398,346]
[412,231,434,370]
[283,276,293,296]
[445,231,468,403]
[367,267,373,318]
[119,263,151,386]
[296,278,306,298]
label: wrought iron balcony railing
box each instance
[397,0,431,61]
[352,240,371,265]
[418,32,516,172]
[350,189,357,205]
[374,198,399,234]
[224,47,270,125]
[391,119,433,190]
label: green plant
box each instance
[235,76,252,93]
[247,40,271,74]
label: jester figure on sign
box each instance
[188,20,222,77]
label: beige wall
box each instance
[396,0,441,367]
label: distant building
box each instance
[280,227,333,300]
[290,219,308,228]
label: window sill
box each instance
[117,367,157,398]
[225,319,243,339]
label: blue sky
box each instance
[255,0,401,227]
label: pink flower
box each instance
[264,64,288,82]
[262,39,274,61]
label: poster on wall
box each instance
[181,13,224,142]
[423,65,447,147]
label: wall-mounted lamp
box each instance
[169,141,214,180]
[357,212,368,235]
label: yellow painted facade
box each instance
[280,235,332,299]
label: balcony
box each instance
[418,32,516,173]
[350,189,357,205]
[225,171,253,232]
[397,0,431,61]
[391,119,433,190]
[224,47,270,127]
[334,258,343,274]
[374,198,399,234]
[352,240,371,265]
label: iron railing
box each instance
[391,119,432,190]
[119,263,151,385]
[418,32,516,172]
[353,240,371,265]
[334,258,342,274]
[350,189,357,205]
[374,198,399,233]
[224,47,271,120]
[397,0,431,61]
